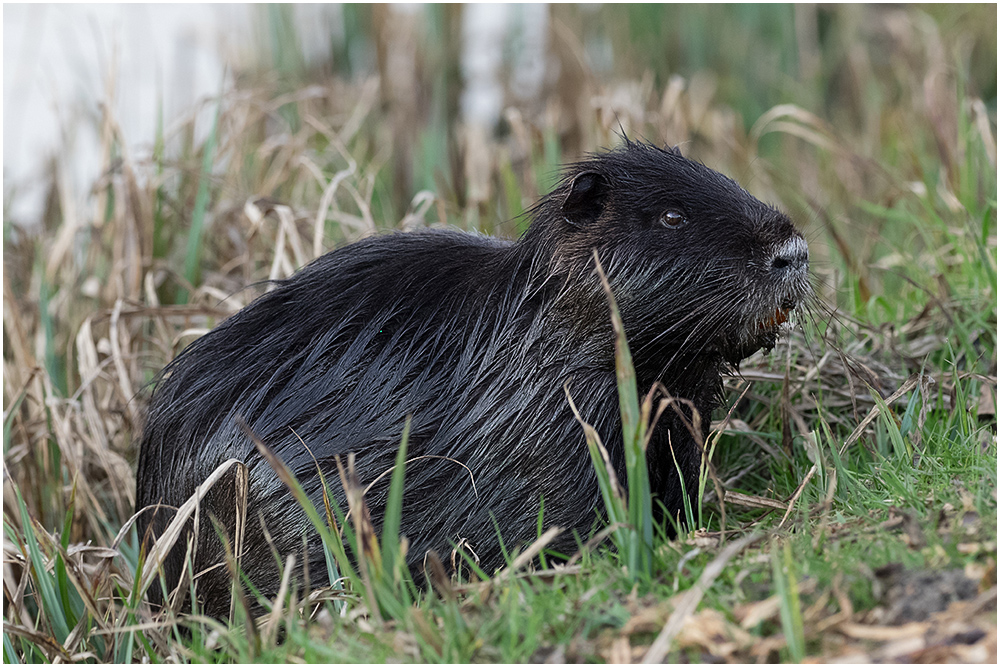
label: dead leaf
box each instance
[608,636,632,664]
[839,621,929,640]
[674,609,755,658]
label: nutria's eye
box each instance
[659,209,687,228]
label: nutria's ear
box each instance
[667,144,683,156]
[561,171,608,227]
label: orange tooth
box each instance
[761,308,789,328]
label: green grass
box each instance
[3,4,995,663]
[179,93,223,304]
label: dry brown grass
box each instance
[3,4,995,663]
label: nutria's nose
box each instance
[770,236,809,274]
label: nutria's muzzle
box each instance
[767,234,811,322]
[769,235,810,277]
[725,234,811,363]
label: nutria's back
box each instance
[135,140,810,617]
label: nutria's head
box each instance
[525,140,811,379]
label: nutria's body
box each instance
[136,141,809,617]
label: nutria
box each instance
[135,140,810,617]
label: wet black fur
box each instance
[135,140,810,617]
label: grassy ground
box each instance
[3,5,996,663]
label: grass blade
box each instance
[11,486,71,644]
[592,251,653,579]
[771,540,806,661]
[180,91,223,302]
[380,417,410,586]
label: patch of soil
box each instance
[875,563,979,624]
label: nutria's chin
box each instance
[135,139,810,617]
[725,316,792,366]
